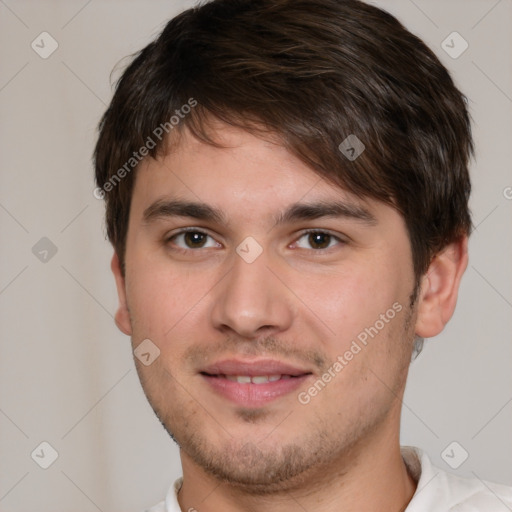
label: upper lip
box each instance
[200,358,312,377]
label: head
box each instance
[94,0,472,493]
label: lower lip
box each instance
[201,374,311,407]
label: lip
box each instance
[200,358,313,407]
[201,358,311,377]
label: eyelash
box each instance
[165,227,346,253]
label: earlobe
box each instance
[111,252,133,336]
[414,236,468,338]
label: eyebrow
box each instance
[142,198,377,227]
[143,200,228,225]
[273,200,377,227]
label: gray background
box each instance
[0,0,511,511]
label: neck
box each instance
[177,428,417,512]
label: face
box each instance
[114,122,419,492]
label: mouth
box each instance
[200,373,304,383]
[199,359,313,407]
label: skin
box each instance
[112,121,468,512]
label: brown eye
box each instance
[183,231,207,248]
[168,230,220,250]
[308,232,332,249]
[293,230,342,250]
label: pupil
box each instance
[309,233,330,249]
[185,232,205,248]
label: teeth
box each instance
[224,374,284,384]
[252,376,270,384]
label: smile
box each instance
[198,358,313,406]
[204,373,297,384]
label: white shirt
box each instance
[145,446,512,511]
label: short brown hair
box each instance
[94,0,473,282]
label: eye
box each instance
[292,230,344,250]
[167,229,221,250]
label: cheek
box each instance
[125,256,215,342]
[297,261,403,345]
[303,272,412,410]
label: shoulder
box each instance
[142,477,183,512]
[402,446,512,511]
[445,472,512,511]
[142,502,166,512]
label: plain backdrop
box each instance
[0,0,511,511]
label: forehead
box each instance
[135,123,363,207]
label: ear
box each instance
[414,236,468,338]
[111,252,132,336]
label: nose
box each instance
[210,249,295,339]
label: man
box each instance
[94,0,512,510]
